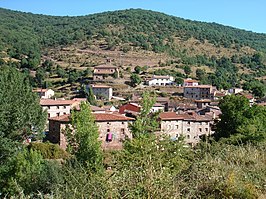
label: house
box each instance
[40,98,86,118]
[94,113,134,150]
[158,111,213,145]
[151,103,165,113]
[195,99,211,109]
[119,102,164,117]
[146,75,175,86]
[174,102,197,113]
[236,92,255,105]
[119,103,141,118]
[184,85,216,100]
[228,88,243,94]
[131,96,169,111]
[183,78,199,87]
[93,64,119,80]
[48,113,134,150]
[33,88,54,99]
[89,84,113,100]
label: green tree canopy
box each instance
[68,102,103,171]
[215,95,266,144]
[0,66,46,141]
[130,73,142,87]
[130,92,159,137]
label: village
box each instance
[32,63,266,151]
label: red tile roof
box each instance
[94,113,135,122]
[184,79,198,83]
[49,113,134,123]
[40,99,75,106]
[184,85,212,88]
[159,112,212,121]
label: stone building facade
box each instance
[89,84,113,100]
[48,113,134,150]
[159,112,213,145]
[184,85,215,100]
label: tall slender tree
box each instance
[69,102,103,171]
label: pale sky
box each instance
[0,0,265,33]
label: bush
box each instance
[28,142,70,159]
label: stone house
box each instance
[93,64,119,80]
[195,99,211,109]
[33,88,54,99]
[158,111,213,145]
[40,98,86,118]
[48,112,134,150]
[184,85,216,100]
[183,78,199,87]
[151,103,165,113]
[146,75,175,86]
[89,84,113,100]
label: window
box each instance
[107,129,110,132]
[107,122,110,125]
[205,128,208,132]
[48,113,51,118]
[199,128,202,132]
[122,122,124,125]
[187,135,190,139]
[176,125,179,129]
[63,106,66,109]
[57,113,60,117]
[187,128,190,132]
[121,128,125,133]
[188,121,190,125]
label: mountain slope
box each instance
[0,8,265,97]
[0,8,266,58]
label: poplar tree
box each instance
[69,102,103,171]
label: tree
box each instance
[86,86,97,106]
[130,73,142,87]
[0,67,46,142]
[130,92,159,137]
[184,65,192,75]
[134,65,142,74]
[215,95,266,144]
[68,102,103,171]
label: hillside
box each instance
[0,8,266,98]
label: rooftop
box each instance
[91,84,111,88]
[159,111,213,121]
[40,99,75,106]
[94,64,117,69]
[94,113,135,122]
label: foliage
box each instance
[67,102,103,171]
[215,95,266,144]
[130,73,142,87]
[0,148,63,197]
[28,142,70,159]
[0,66,46,142]
[129,92,158,137]
[183,65,192,75]
[86,85,97,106]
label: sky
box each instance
[0,0,265,33]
